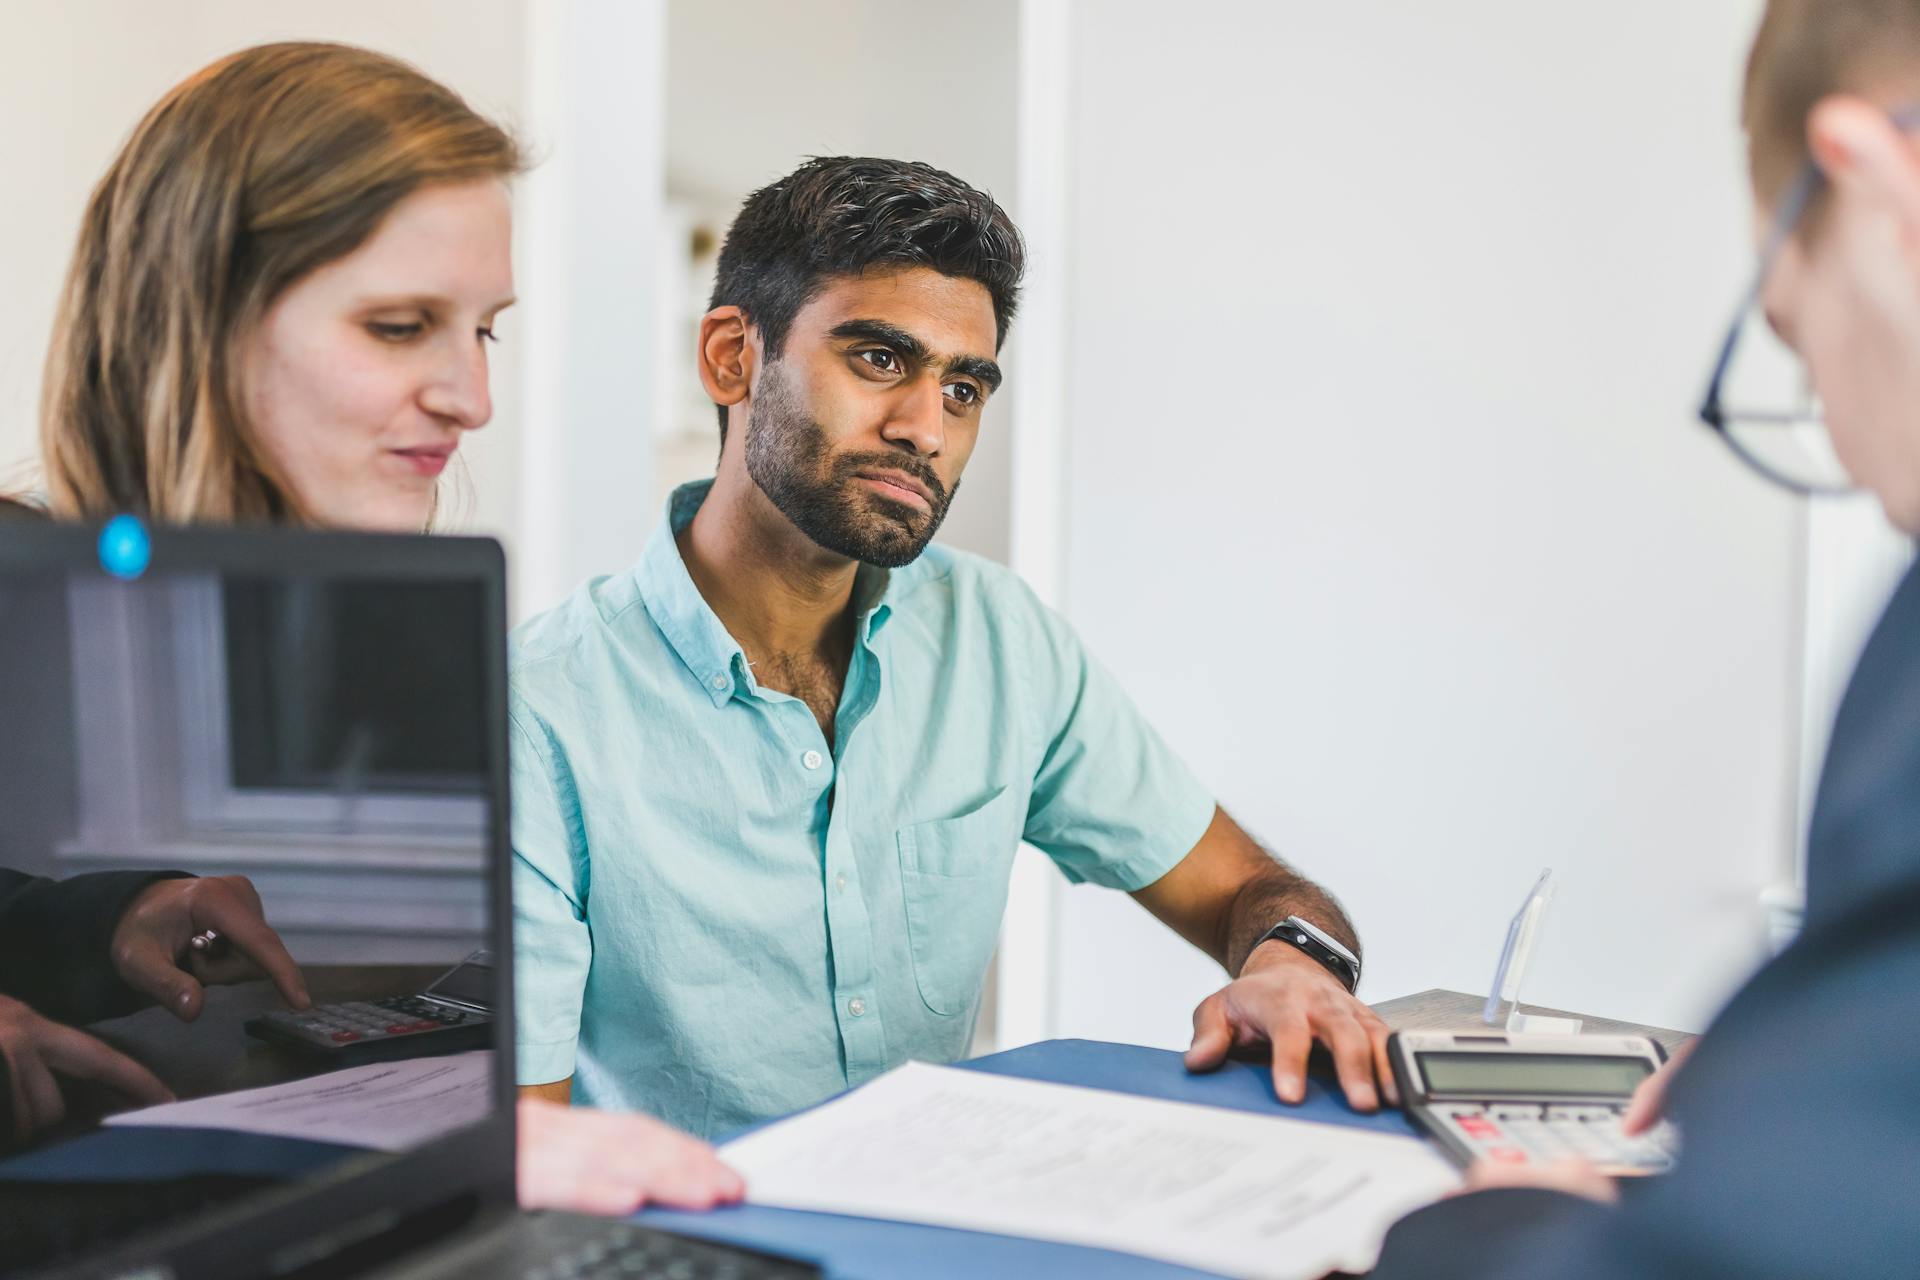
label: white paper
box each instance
[104,1050,492,1152]
[722,1062,1459,1280]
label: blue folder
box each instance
[635,1038,1424,1280]
[0,1037,1425,1278]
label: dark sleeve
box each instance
[0,869,191,1025]
[1371,1188,1620,1279]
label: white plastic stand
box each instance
[1484,868,1584,1035]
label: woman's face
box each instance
[240,179,515,531]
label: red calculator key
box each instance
[409,1020,439,1032]
[331,1031,362,1042]
[1487,1147,1527,1164]
[387,1024,415,1034]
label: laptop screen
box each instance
[0,524,513,1276]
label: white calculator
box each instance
[1388,1030,1680,1177]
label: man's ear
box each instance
[1808,95,1920,242]
[698,305,755,411]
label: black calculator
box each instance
[245,949,494,1064]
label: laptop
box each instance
[0,520,815,1280]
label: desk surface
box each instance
[1371,988,1696,1056]
[641,994,1698,1279]
[86,965,448,1100]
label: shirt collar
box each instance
[635,479,900,707]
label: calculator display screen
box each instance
[1418,1052,1653,1097]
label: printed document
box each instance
[104,1049,491,1152]
[722,1062,1459,1279]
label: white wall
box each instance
[1043,0,1797,1041]
[0,2,526,536]
[2,0,1863,1048]
[514,0,666,618]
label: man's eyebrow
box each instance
[829,319,1003,392]
[829,319,932,363]
[950,354,1003,393]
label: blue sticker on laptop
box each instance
[98,515,152,581]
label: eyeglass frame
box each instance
[1697,102,1920,496]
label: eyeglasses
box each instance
[1698,103,1920,496]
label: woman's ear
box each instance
[1808,95,1920,243]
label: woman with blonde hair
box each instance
[44,40,503,532]
[25,39,740,1216]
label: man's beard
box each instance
[744,364,957,568]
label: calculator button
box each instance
[1514,1126,1573,1158]
[410,1020,439,1031]
[330,1031,362,1042]
[1486,1146,1527,1163]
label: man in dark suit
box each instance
[1372,1,1920,1274]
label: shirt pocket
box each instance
[895,784,1024,1017]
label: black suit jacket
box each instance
[1371,560,1920,1278]
[0,869,186,1026]
[0,868,185,1149]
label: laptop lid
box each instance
[0,520,517,1278]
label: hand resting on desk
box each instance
[1183,941,1399,1111]
[0,993,172,1149]
[517,1096,745,1216]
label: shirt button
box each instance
[708,674,728,692]
[835,872,848,892]
[802,749,824,770]
[848,997,867,1017]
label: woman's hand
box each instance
[516,1098,746,1216]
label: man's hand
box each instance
[110,876,310,1021]
[516,1098,746,1216]
[0,994,172,1149]
[1184,940,1398,1111]
[1458,1156,1619,1204]
[1621,1040,1694,1136]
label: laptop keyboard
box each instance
[519,1219,818,1280]
[0,1174,276,1276]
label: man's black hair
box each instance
[708,156,1026,442]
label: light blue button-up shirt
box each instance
[509,480,1215,1137]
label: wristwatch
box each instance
[1255,916,1361,993]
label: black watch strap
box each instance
[1255,917,1360,993]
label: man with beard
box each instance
[510,157,1390,1139]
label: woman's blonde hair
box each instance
[40,41,521,523]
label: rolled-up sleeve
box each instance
[508,699,593,1085]
[1018,591,1216,891]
